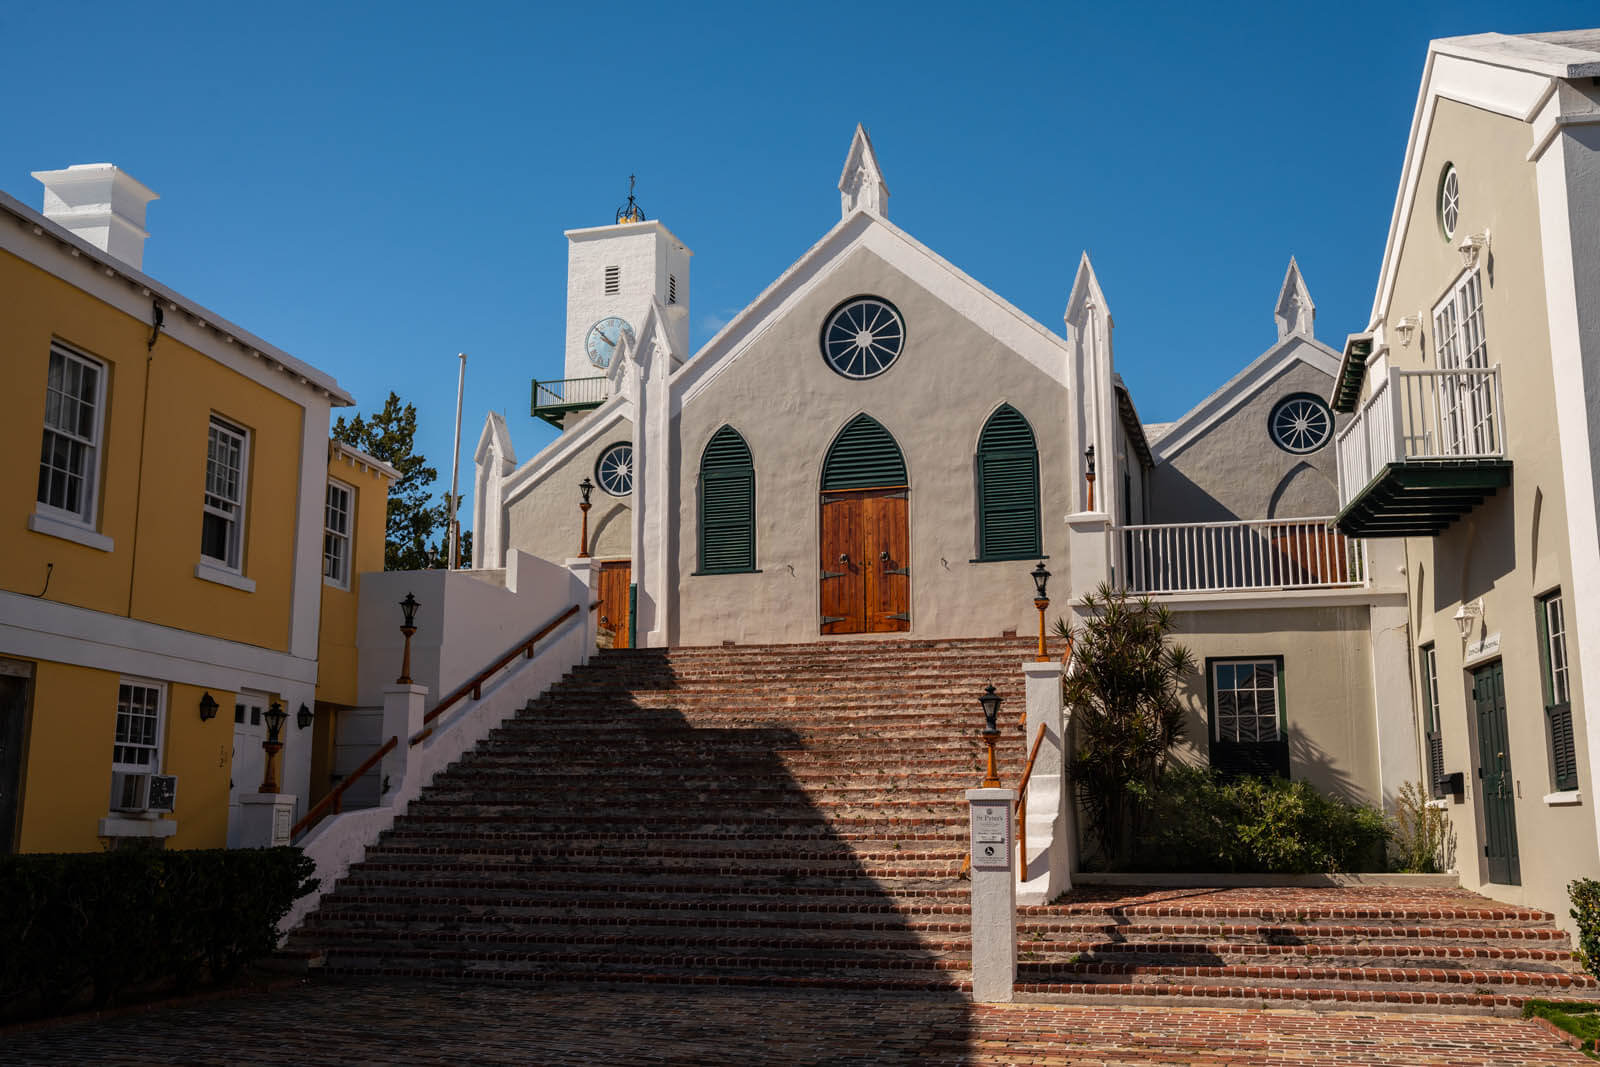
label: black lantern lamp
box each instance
[397,592,420,685]
[977,684,1003,788]
[1031,561,1051,662]
[297,703,314,731]
[259,701,288,793]
[198,691,219,722]
[1084,443,1097,511]
[578,477,595,559]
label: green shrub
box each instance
[1129,765,1389,874]
[1570,878,1600,978]
[0,847,315,1020]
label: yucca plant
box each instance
[1055,582,1195,866]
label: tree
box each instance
[1054,583,1195,866]
[332,392,470,571]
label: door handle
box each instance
[839,553,849,564]
[880,550,890,562]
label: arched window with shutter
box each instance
[697,426,756,573]
[976,404,1041,561]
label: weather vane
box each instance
[616,174,645,223]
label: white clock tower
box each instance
[563,187,693,385]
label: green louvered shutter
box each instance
[699,426,755,573]
[821,415,907,491]
[977,405,1041,560]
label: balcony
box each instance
[530,376,609,428]
[1118,518,1366,596]
[1334,366,1511,538]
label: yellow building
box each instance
[0,163,392,853]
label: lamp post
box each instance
[259,701,288,793]
[978,684,1003,788]
[397,592,420,685]
[1084,444,1097,512]
[578,477,594,559]
[1030,561,1051,662]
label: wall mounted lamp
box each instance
[297,702,314,731]
[1453,597,1483,641]
[198,691,219,721]
[1394,314,1421,348]
[1458,230,1491,272]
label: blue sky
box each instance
[4,1,1594,536]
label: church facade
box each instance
[473,126,1415,814]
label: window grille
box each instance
[324,481,353,586]
[1213,660,1281,744]
[113,681,163,771]
[201,417,248,570]
[37,343,104,523]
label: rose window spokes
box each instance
[1270,396,1333,454]
[596,443,633,496]
[822,297,905,379]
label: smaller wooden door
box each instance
[597,561,632,649]
[1472,661,1520,885]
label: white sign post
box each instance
[966,786,1017,1002]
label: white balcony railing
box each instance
[1118,518,1366,595]
[1336,365,1505,510]
[532,376,610,410]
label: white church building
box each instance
[472,126,1417,815]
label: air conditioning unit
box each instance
[110,772,178,813]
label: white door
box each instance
[226,692,269,847]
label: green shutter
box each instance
[821,414,907,491]
[699,426,755,573]
[1537,593,1578,791]
[976,405,1041,560]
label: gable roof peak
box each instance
[838,123,889,219]
[1275,256,1315,340]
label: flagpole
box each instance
[448,352,466,570]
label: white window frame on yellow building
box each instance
[110,677,164,805]
[30,341,112,553]
[323,478,354,589]
[198,415,253,591]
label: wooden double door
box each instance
[820,489,909,635]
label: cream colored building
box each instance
[475,128,1415,814]
[1331,30,1600,918]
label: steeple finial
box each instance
[1274,257,1315,340]
[616,174,645,224]
[838,124,889,219]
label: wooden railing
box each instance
[1118,517,1365,595]
[1013,723,1049,880]
[408,603,581,747]
[290,735,397,840]
[291,601,584,841]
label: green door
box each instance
[1472,661,1520,885]
[0,674,29,853]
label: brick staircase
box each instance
[290,638,1595,1012]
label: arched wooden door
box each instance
[819,415,909,635]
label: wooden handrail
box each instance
[291,734,397,840]
[409,602,582,745]
[1014,723,1049,880]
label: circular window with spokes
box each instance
[1269,394,1333,454]
[1438,163,1460,240]
[820,296,905,379]
[595,442,633,496]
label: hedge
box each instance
[1126,765,1390,874]
[0,847,316,1020]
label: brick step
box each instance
[369,843,965,863]
[327,872,967,899]
[1009,981,1552,1012]
[393,802,974,823]
[296,925,946,956]
[311,943,961,975]
[409,786,983,808]
[1015,918,1572,944]
[1015,941,1578,968]
[305,894,971,924]
[314,956,963,992]
[381,822,969,842]
[1022,900,1553,922]
[313,887,972,917]
[1010,958,1598,992]
[350,857,963,879]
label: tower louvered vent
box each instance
[604,266,620,295]
[668,274,677,305]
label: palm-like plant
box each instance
[1054,582,1195,866]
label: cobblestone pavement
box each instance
[1,980,1589,1066]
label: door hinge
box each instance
[887,612,910,621]
[821,570,845,580]
[821,615,846,625]
[884,567,909,576]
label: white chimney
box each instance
[31,164,159,271]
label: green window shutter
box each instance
[1537,592,1579,791]
[699,426,755,573]
[976,405,1041,560]
[821,414,906,491]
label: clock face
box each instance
[585,316,636,369]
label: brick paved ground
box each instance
[1,980,1589,1066]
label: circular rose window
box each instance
[820,296,905,379]
[1269,394,1333,454]
[595,442,633,496]
[1439,164,1460,240]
